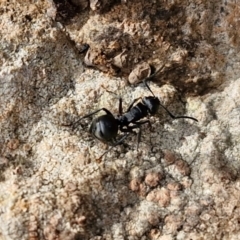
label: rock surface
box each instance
[0,0,240,239]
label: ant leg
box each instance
[102,87,123,116]
[73,108,113,129]
[119,97,123,115]
[120,120,151,149]
[118,96,142,114]
[134,120,151,149]
[126,97,142,112]
[96,133,130,161]
[159,103,198,122]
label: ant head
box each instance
[143,80,160,114]
[143,96,160,114]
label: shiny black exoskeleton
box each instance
[74,78,198,158]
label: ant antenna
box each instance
[158,102,198,122]
[144,80,155,96]
[142,64,165,97]
[142,67,198,122]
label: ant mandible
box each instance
[73,72,198,159]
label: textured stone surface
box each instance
[0,0,240,239]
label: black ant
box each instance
[73,76,198,160]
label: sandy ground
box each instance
[0,0,240,239]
